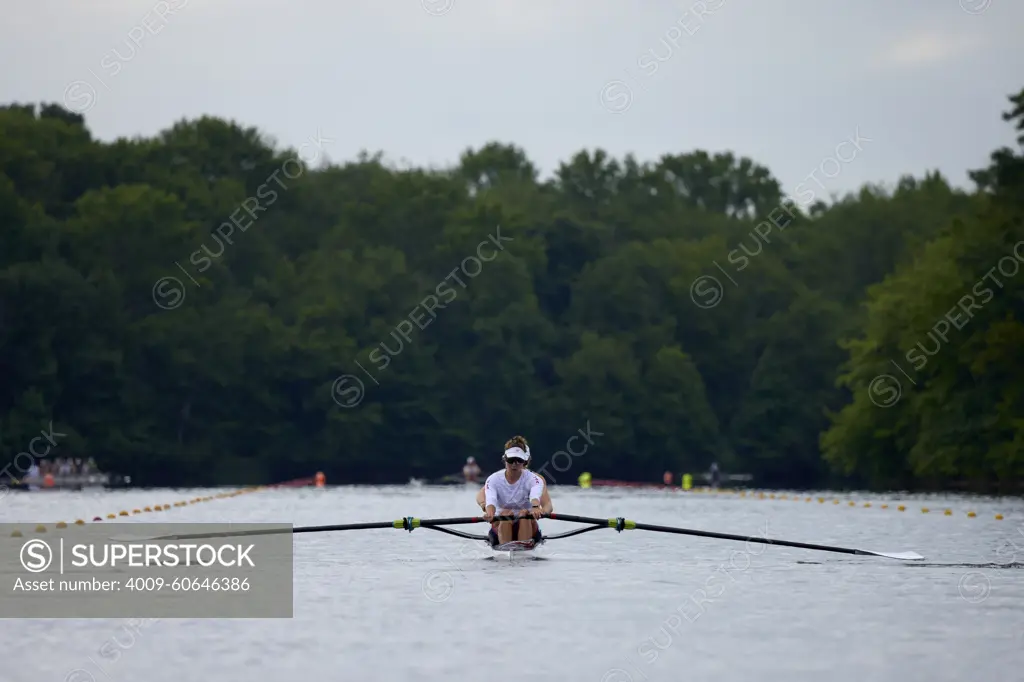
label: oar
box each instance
[109,513,924,560]
[109,515,529,542]
[547,513,924,561]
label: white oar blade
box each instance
[863,550,924,561]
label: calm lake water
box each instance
[1,484,1022,682]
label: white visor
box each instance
[504,446,529,461]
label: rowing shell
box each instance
[491,539,543,561]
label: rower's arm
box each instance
[484,481,497,511]
[476,486,486,510]
[540,479,553,513]
[528,474,544,510]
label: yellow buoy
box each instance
[106,514,116,519]
[75,519,85,525]
[119,510,128,516]
[881,504,888,509]
[921,508,929,513]
[967,511,976,518]
[35,524,47,532]
[11,530,22,537]
[133,509,141,514]
[818,497,824,503]
[898,505,906,511]
[848,501,855,507]
[833,500,840,505]
[943,509,952,516]
[995,514,1004,520]
[864,503,871,508]
[55,521,67,528]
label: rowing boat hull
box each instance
[490,539,544,560]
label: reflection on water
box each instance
[2,485,1023,682]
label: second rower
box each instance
[463,456,481,483]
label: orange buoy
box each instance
[43,473,55,488]
[662,471,673,486]
[315,471,326,488]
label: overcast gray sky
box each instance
[3,1,1022,198]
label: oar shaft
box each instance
[131,515,539,541]
[548,514,863,556]
[632,522,860,556]
[125,521,398,542]
[294,521,397,534]
[418,515,541,527]
[293,515,534,534]
[293,517,523,533]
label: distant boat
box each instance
[1,472,131,492]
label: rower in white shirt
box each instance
[479,436,552,547]
[475,438,552,515]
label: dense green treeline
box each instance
[1,89,1022,489]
